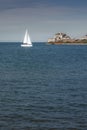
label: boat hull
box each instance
[21,44,32,47]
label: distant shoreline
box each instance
[48,40,87,45]
[48,32,87,45]
[47,43,87,46]
[48,43,87,45]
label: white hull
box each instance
[21,44,32,47]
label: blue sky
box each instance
[0,0,87,42]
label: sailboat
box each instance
[21,29,32,47]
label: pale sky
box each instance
[0,0,87,42]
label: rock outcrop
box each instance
[80,35,87,40]
[48,33,87,44]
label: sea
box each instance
[0,42,87,130]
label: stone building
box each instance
[48,32,71,43]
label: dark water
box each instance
[0,42,87,130]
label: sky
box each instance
[0,0,87,42]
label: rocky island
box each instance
[48,33,87,44]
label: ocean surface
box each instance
[0,42,87,130]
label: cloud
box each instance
[0,0,53,12]
[0,0,87,41]
[0,0,87,12]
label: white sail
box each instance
[21,29,32,47]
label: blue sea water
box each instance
[0,42,87,130]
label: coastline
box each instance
[47,32,87,45]
[48,42,87,45]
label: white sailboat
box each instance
[21,29,32,47]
